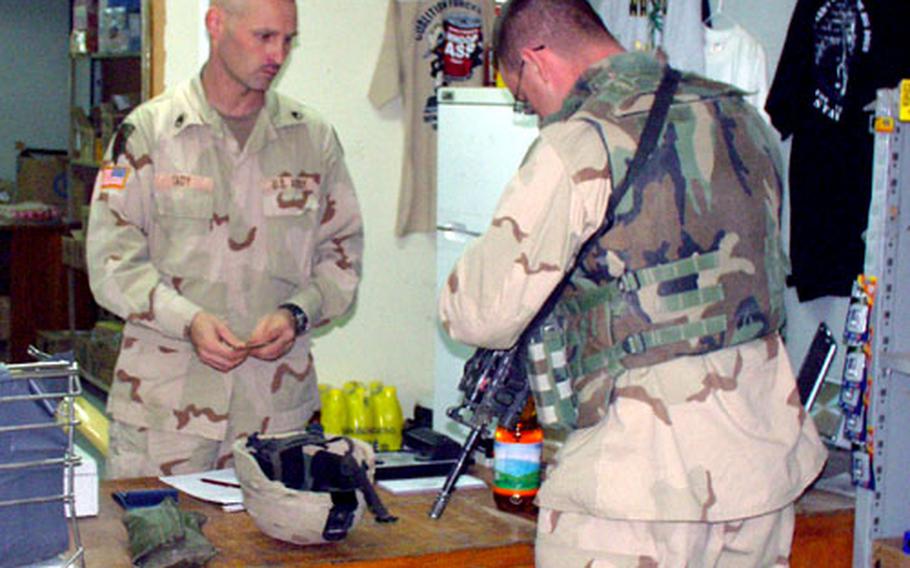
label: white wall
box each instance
[164,0,437,418]
[0,0,70,183]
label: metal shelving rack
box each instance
[64,1,151,393]
[0,353,84,567]
[852,85,910,566]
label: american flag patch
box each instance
[101,166,131,190]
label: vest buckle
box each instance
[621,333,646,355]
[618,271,641,293]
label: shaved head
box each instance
[211,0,247,15]
[494,0,616,71]
[211,0,294,17]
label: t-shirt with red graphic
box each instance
[369,0,496,236]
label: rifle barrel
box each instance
[428,426,484,520]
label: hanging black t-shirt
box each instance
[766,0,910,302]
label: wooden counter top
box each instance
[71,476,854,567]
[75,476,536,568]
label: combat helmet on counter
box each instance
[233,425,397,545]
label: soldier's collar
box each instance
[541,52,663,127]
[171,76,311,137]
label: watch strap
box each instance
[279,303,309,335]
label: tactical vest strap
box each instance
[611,251,721,292]
[588,315,729,377]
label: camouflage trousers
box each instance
[536,504,795,568]
[106,420,240,479]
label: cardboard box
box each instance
[875,537,910,567]
[73,322,122,390]
[34,330,75,356]
[15,146,68,207]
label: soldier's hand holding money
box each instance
[246,310,296,361]
[188,311,249,372]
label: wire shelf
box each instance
[0,348,85,568]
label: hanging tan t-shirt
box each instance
[369,0,496,236]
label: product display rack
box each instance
[0,350,84,567]
[852,85,910,566]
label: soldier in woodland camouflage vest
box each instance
[86,0,363,478]
[438,0,827,565]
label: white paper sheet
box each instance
[377,474,487,495]
[159,468,244,509]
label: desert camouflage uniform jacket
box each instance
[86,76,363,442]
[439,52,826,521]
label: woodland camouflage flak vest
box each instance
[526,53,788,430]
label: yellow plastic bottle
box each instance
[345,386,375,444]
[343,380,365,395]
[321,388,348,437]
[367,380,384,442]
[318,383,329,412]
[373,386,404,452]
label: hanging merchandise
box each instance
[766,0,910,302]
[592,0,706,74]
[368,0,497,237]
[702,20,770,123]
[837,275,877,489]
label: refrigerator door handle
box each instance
[436,223,482,238]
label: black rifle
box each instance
[428,345,529,519]
[428,67,681,520]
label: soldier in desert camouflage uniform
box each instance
[86,0,363,478]
[439,0,827,565]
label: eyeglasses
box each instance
[512,45,545,115]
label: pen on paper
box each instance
[200,478,242,489]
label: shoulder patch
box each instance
[101,165,132,190]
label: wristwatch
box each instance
[279,303,309,336]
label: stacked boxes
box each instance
[15,147,69,208]
[37,323,122,391]
[34,330,80,357]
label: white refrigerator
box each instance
[433,87,539,440]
